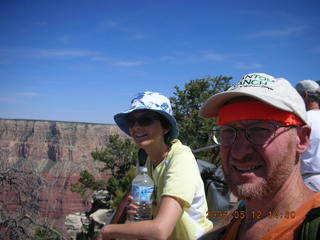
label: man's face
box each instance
[220,119,298,200]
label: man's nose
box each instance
[230,130,254,160]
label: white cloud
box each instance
[132,33,148,40]
[0,47,100,59]
[36,21,47,27]
[248,25,308,38]
[91,56,145,66]
[94,19,121,32]
[0,97,10,102]
[90,57,110,62]
[58,35,72,44]
[311,46,320,54]
[100,20,119,28]
[161,51,227,63]
[0,92,38,103]
[114,61,145,67]
[159,56,177,61]
[37,49,99,58]
[14,92,38,96]
[235,62,263,70]
[72,109,96,113]
[202,52,226,61]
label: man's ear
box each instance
[303,91,308,100]
[296,125,311,154]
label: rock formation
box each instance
[0,119,126,234]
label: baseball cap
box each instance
[114,91,179,140]
[295,80,320,93]
[199,73,307,124]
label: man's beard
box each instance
[223,141,295,201]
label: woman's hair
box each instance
[157,113,172,146]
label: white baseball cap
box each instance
[199,73,307,124]
[295,80,320,93]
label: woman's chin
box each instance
[135,138,152,148]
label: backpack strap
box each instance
[299,207,320,240]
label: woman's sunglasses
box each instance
[125,113,160,128]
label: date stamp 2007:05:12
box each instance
[206,210,296,220]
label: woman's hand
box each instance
[94,231,109,240]
[126,194,138,221]
[95,226,113,240]
[94,196,183,240]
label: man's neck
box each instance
[243,167,314,225]
[236,168,315,240]
[307,101,320,111]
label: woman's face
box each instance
[127,110,169,149]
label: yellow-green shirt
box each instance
[147,140,213,239]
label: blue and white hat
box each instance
[114,91,179,140]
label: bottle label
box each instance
[132,185,154,201]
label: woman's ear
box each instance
[296,125,311,154]
[162,128,170,135]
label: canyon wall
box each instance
[0,119,126,232]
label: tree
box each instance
[91,134,138,208]
[71,170,108,200]
[72,135,138,210]
[170,75,232,161]
[91,135,138,179]
[0,168,66,240]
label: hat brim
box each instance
[114,108,179,140]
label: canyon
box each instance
[0,119,126,233]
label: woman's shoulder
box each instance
[170,139,193,155]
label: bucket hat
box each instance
[199,73,307,124]
[114,91,179,140]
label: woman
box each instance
[99,91,212,240]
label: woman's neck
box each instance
[145,142,170,167]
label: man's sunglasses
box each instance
[125,113,160,128]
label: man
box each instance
[199,73,320,240]
[295,80,320,191]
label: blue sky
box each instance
[1,0,319,124]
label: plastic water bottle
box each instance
[131,166,154,221]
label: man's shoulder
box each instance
[312,192,320,207]
[299,206,320,240]
[198,226,228,240]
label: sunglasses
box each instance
[125,113,160,128]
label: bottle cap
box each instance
[139,166,148,173]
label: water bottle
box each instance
[131,166,154,221]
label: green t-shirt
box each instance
[147,139,213,240]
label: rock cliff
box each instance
[0,119,126,232]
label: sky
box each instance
[1,0,320,124]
